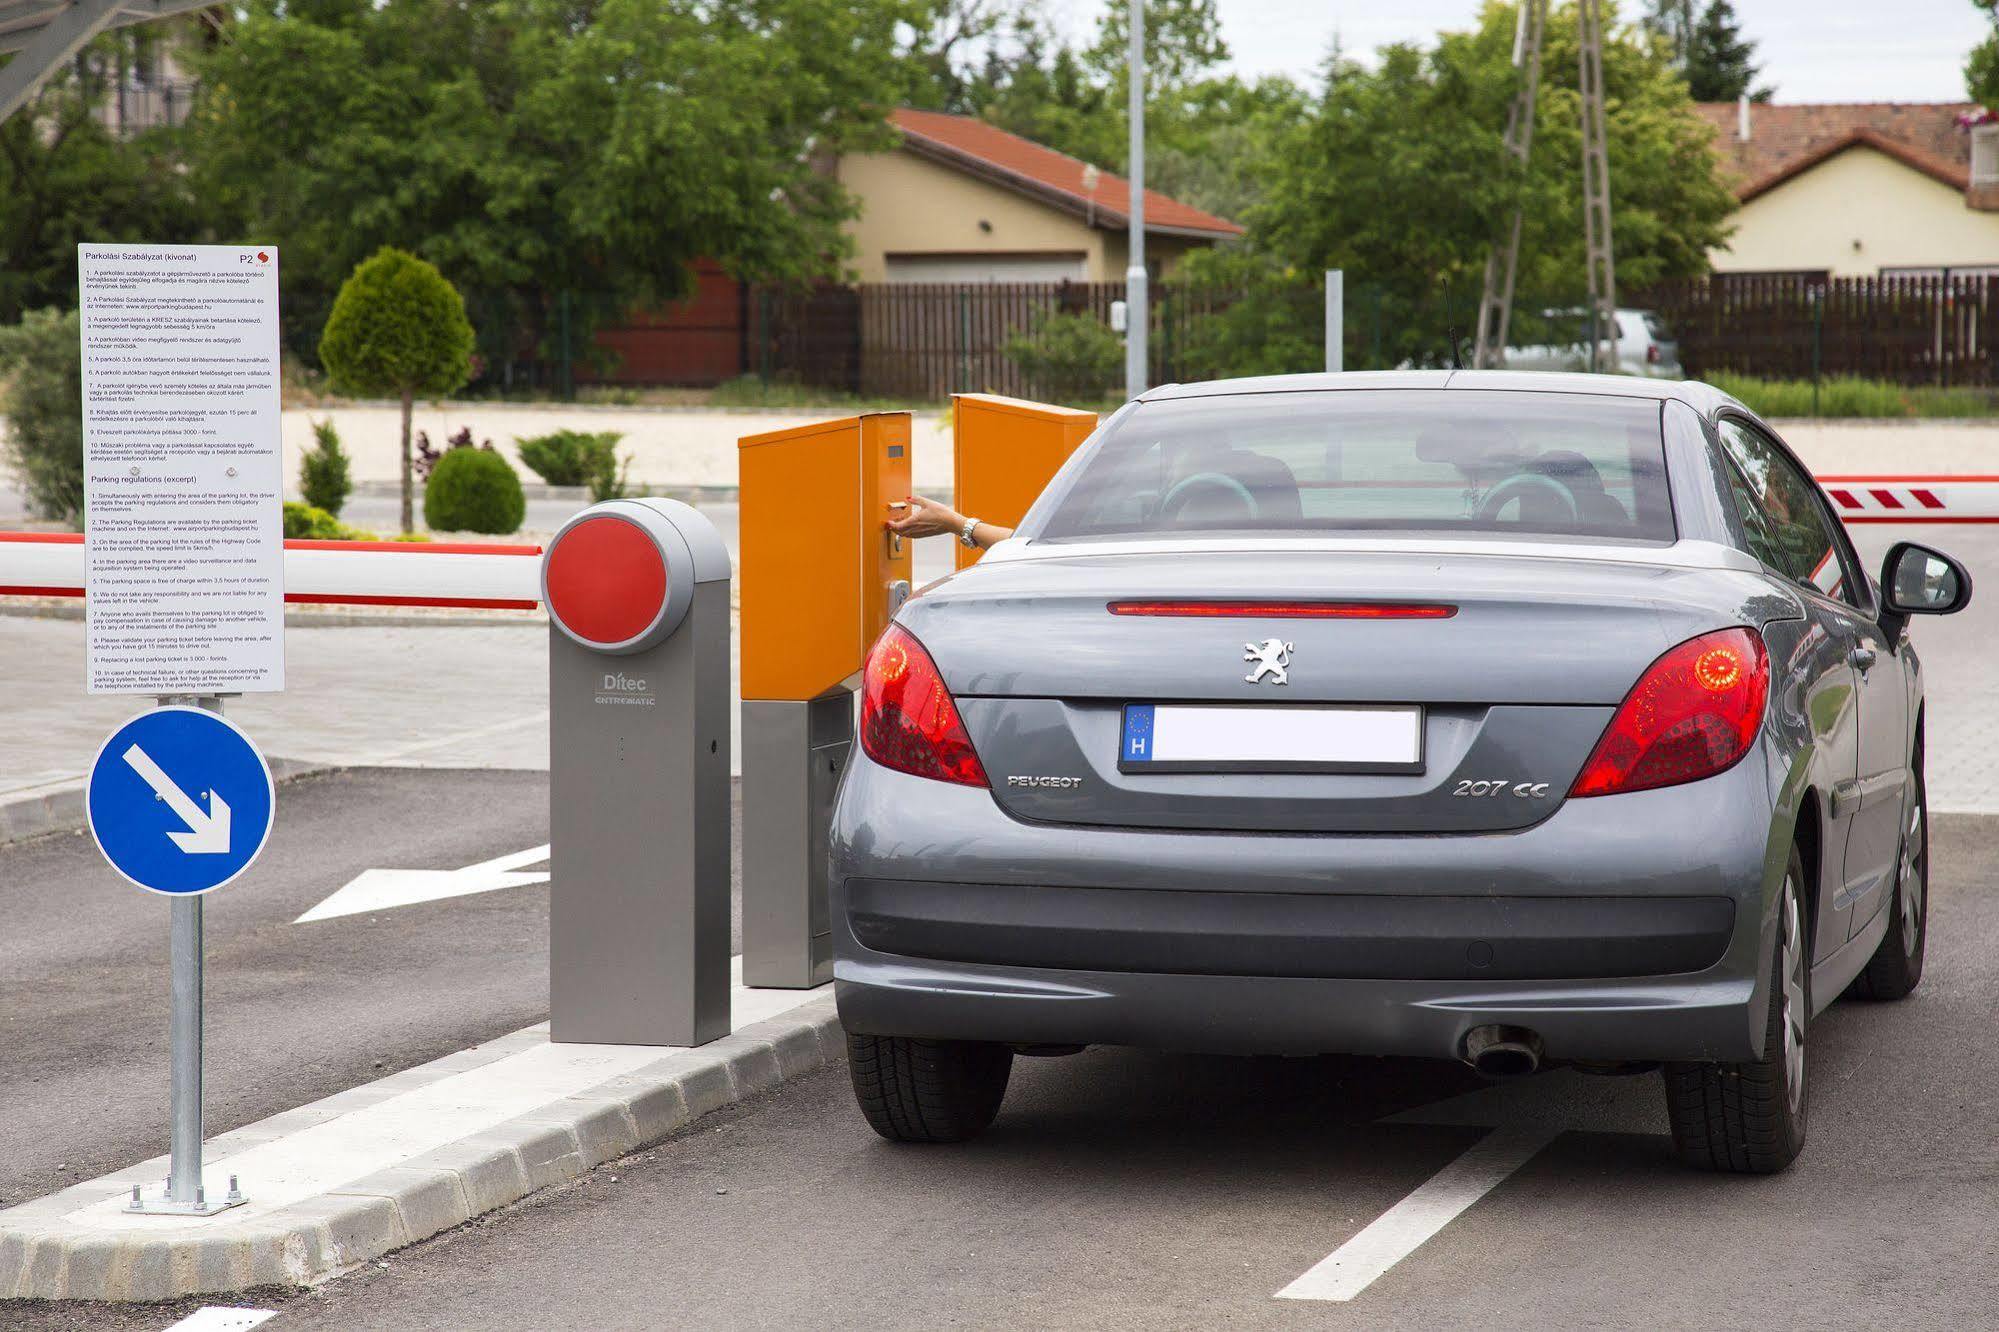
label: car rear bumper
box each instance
[831,754,1783,1065]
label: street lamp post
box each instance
[1125,0,1147,401]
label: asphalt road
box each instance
[17,813,1995,1331]
[0,769,565,1212]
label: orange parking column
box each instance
[951,395,1098,568]
[738,412,912,987]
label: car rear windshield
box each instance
[1033,389,1676,543]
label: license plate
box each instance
[1119,703,1424,774]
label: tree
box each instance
[1189,0,1737,370]
[0,309,84,524]
[902,0,1290,221]
[1968,0,1999,106]
[0,29,208,323]
[188,0,906,373]
[318,248,475,534]
[1684,1,1771,102]
[1642,0,1696,66]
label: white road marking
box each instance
[1275,1124,1560,1302]
[1277,1068,1667,1302]
[295,844,550,922]
[66,962,826,1231]
[161,1308,277,1331]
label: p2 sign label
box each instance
[86,707,275,896]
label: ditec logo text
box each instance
[595,671,656,706]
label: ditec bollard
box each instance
[543,499,732,1046]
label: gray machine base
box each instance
[742,692,853,988]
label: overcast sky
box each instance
[1051,0,1992,104]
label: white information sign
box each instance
[78,244,285,695]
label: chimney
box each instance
[1738,93,1751,141]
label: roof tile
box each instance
[887,107,1244,237]
[1694,101,1975,199]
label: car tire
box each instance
[1849,749,1927,1001]
[847,1034,1012,1143]
[1662,846,1809,1174]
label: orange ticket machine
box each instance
[951,394,1098,568]
[738,413,912,987]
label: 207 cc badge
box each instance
[1243,638,1294,685]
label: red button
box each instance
[545,516,667,645]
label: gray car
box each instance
[829,370,1971,1174]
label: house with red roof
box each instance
[1694,100,1999,279]
[587,108,1241,385]
[840,108,1243,284]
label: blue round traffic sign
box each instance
[86,707,275,896]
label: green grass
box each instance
[1706,372,1999,419]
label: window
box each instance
[1973,124,1999,188]
[1714,418,1857,605]
[1034,390,1676,543]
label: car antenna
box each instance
[1447,325,1464,370]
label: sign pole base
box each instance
[123,693,250,1217]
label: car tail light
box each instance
[1571,628,1769,798]
[1647,344,1662,364]
[1108,600,1456,619]
[861,624,987,787]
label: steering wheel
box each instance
[1475,472,1578,525]
[1159,470,1259,523]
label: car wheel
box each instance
[1662,846,1809,1174]
[847,1034,1012,1143]
[1850,751,1927,1001]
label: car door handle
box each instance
[1850,645,1877,672]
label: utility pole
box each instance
[1125,0,1148,400]
[1579,0,1618,372]
[1473,0,1547,369]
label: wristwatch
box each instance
[958,517,981,548]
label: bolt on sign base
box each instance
[124,1176,248,1217]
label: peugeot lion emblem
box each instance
[1243,638,1293,685]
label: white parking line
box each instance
[1275,1125,1559,1302]
[161,1309,277,1331]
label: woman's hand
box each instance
[886,494,967,540]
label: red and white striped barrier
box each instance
[0,532,542,609]
[1817,476,1999,524]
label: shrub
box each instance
[424,446,525,534]
[414,425,493,481]
[1003,312,1124,403]
[318,248,476,533]
[299,418,352,516]
[0,308,84,524]
[515,428,628,500]
[283,501,377,540]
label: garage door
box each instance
[884,253,1089,284]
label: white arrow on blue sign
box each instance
[87,707,275,896]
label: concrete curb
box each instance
[0,996,843,1301]
[0,756,331,849]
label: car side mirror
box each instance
[1879,541,1973,639]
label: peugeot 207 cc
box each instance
[829,371,1970,1174]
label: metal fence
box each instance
[469,271,1999,399]
[1633,274,1999,386]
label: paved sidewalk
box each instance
[0,982,836,1301]
[278,402,957,498]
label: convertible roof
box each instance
[1140,369,1735,415]
[0,1,214,123]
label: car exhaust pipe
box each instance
[1461,1025,1544,1078]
